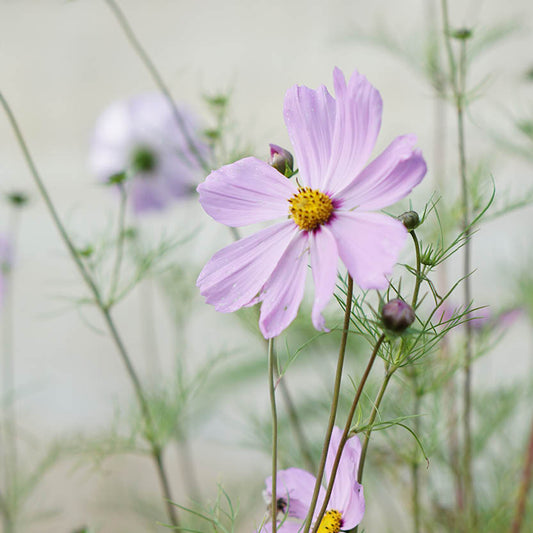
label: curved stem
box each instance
[302,276,354,533]
[268,338,278,533]
[0,91,179,528]
[312,334,385,533]
[411,230,422,309]
[103,0,210,173]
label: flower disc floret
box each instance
[317,509,342,533]
[289,187,334,231]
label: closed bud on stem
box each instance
[451,27,473,40]
[398,210,420,231]
[269,144,294,177]
[6,191,29,208]
[382,298,415,333]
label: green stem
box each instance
[268,338,278,533]
[0,91,179,529]
[1,207,21,533]
[312,334,385,533]
[357,367,396,484]
[411,231,422,309]
[103,0,210,173]
[510,415,533,533]
[412,383,422,533]
[302,276,354,533]
[440,0,474,523]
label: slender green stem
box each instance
[440,0,474,522]
[103,0,210,173]
[108,184,127,304]
[1,207,21,533]
[312,334,385,533]
[357,368,396,484]
[412,383,422,533]
[268,338,278,533]
[411,231,422,309]
[0,91,179,528]
[302,276,354,533]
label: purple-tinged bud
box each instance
[269,144,294,177]
[382,299,415,332]
[398,211,420,231]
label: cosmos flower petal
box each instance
[329,212,407,290]
[283,83,336,189]
[325,427,365,529]
[334,134,427,210]
[321,68,383,194]
[265,468,322,520]
[259,232,309,338]
[197,221,297,313]
[198,157,298,227]
[309,227,338,331]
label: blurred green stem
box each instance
[268,338,278,533]
[0,91,179,529]
[440,0,475,524]
[511,415,533,533]
[1,206,21,533]
[302,276,354,533]
[103,0,210,173]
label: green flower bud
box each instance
[398,211,420,231]
[382,298,415,333]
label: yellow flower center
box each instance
[288,187,334,231]
[317,509,342,533]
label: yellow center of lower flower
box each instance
[288,187,334,231]
[317,509,342,533]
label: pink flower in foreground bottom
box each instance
[258,427,364,532]
[197,68,426,338]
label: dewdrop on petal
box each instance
[269,144,294,177]
[382,298,415,332]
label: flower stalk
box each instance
[302,276,354,533]
[268,338,278,532]
[0,91,179,529]
[103,0,211,174]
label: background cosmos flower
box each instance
[89,92,210,214]
[259,427,365,532]
[197,68,427,338]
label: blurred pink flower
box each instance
[197,68,426,338]
[260,427,364,532]
[89,93,210,214]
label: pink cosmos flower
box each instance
[89,93,210,214]
[197,68,426,338]
[259,427,364,532]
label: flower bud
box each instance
[398,211,420,231]
[382,298,415,332]
[6,191,29,208]
[269,144,294,177]
[451,27,473,40]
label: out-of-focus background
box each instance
[1,0,533,531]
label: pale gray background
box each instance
[1,0,532,531]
